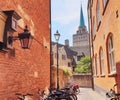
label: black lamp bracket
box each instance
[8,36,19,45]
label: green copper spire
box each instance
[80,5,85,26]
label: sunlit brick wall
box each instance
[0,0,50,99]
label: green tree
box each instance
[74,56,91,74]
[60,66,72,76]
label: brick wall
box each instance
[51,66,68,89]
[69,74,92,88]
[51,68,92,89]
[0,0,50,99]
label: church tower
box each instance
[70,5,90,61]
[73,5,89,47]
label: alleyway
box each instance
[77,88,105,100]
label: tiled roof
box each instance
[51,41,77,58]
[64,46,77,58]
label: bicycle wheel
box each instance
[75,88,80,95]
[69,94,77,100]
[110,98,118,100]
[72,94,77,100]
[56,97,72,100]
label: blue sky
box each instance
[51,0,88,46]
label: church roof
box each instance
[80,5,85,26]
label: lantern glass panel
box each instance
[20,38,29,49]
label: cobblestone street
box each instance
[77,88,105,100]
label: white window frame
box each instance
[96,0,101,25]
[95,55,98,76]
[93,18,96,36]
[99,49,105,75]
[108,35,116,74]
[92,58,96,76]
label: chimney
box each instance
[65,39,69,47]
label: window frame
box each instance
[96,0,101,26]
[99,48,105,76]
[93,16,96,40]
[103,0,107,8]
[96,0,101,32]
[62,55,66,60]
[107,34,116,75]
[68,62,71,67]
[95,54,99,76]
[92,57,96,76]
[102,0,109,15]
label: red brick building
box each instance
[0,0,51,99]
[88,0,120,97]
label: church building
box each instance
[70,5,90,62]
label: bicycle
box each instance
[106,84,120,100]
[61,86,77,100]
[38,89,48,100]
[38,87,77,100]
[15,93,33,100]
[70,84,80,95]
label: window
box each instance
[0,12,7,43]
[99,48,105,75]
[92,58,95,76]
[103,0,107,8]
[102,0,109,15]
[95,55,98,76]
[96,0,101,25]
[107,34,116,74]
[77,55,83,61]
[12,17,17,31]
[93,17,96,36]
[68,62,71,67]
[77,56,81,61]
[62,55,66,60]
[55,53,57,58]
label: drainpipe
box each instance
[49,0,52,88]
[87,0,94,90]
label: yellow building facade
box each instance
[88,0,120,96]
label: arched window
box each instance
[96,0,101,25]
[92,57,95,76]
[93,17,96,36]
[99,48,105,75]
[95,54,98,76]
[107,34,116,74]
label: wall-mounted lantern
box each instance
[0,10,33,50]
[18,25,33,49]
[8,25,33,49]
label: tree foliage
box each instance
[60,66,72,76]
[74,56,91,74]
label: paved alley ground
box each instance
[77,88,106,100]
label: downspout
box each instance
[87,0,94,90]
[49,0,52,88]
